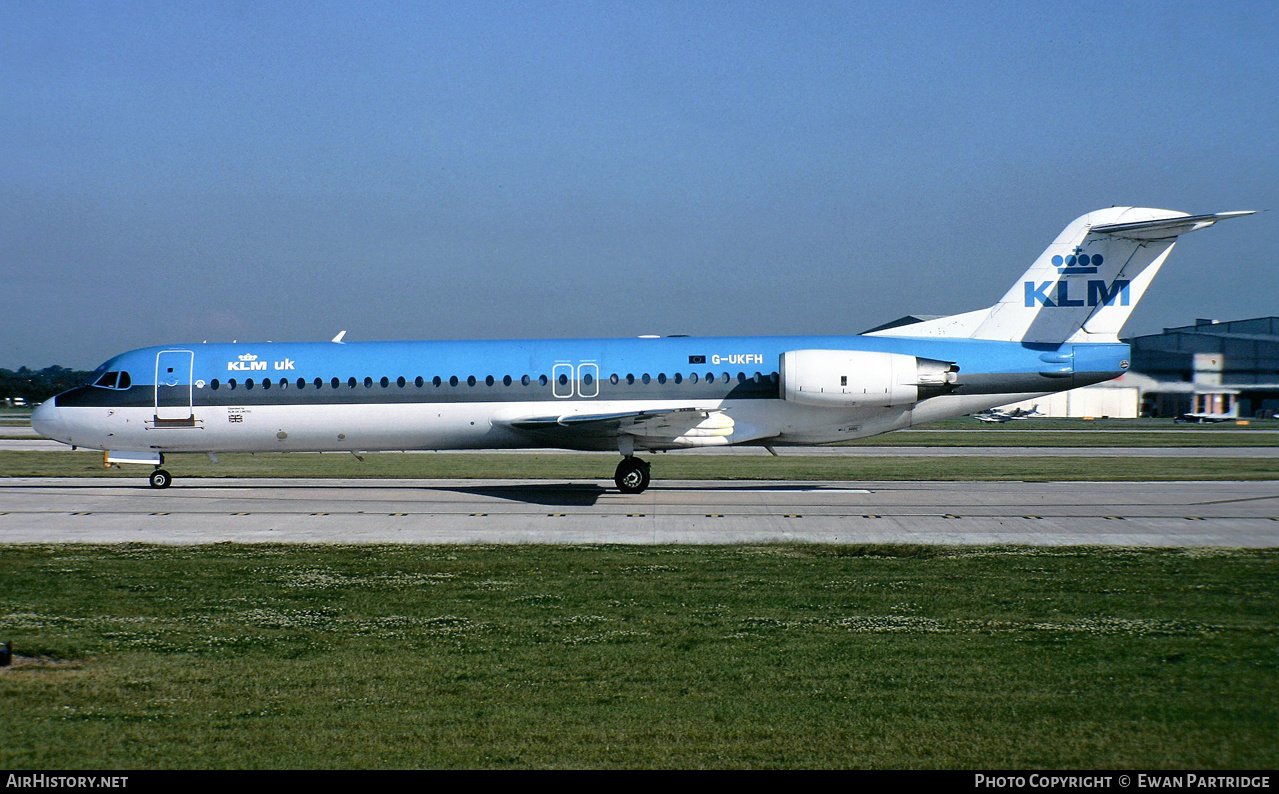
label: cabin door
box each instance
[154,350,195,423]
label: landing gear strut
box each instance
[614,457,651,494]
[149,468,172,489]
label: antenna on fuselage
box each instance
[332,331,347,344]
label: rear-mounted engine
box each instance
[780,350,958,408]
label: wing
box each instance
[496,407,737,451]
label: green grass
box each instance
[842,430,1279,447]
[3,450,1279,481]
[10,430,1275,445]
[1,544,1275,768]
[914,417,1279,431]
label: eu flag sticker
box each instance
[688,355,706,364]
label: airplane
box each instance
[1173,411,1236,424]
[974,404,1042,423]
[32,207,1254,493]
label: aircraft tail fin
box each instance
[869,208,1254,344]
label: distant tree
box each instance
[0,366,94,404]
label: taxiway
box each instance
[2,478,1276,546]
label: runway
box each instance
[2,477,1277,547]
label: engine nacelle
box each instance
[780,349,958,408]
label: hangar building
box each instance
[993,317,1279,420]
[1129,317,1279,419]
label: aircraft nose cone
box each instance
[31,399,68,442]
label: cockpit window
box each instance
[91,371,131,390]
[94,371,119,389]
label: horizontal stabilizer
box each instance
[1090,211,1255,239]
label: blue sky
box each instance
[3,1,1275,368]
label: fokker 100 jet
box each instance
[33,207,1253,493]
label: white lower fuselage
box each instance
[43,390,1050,457]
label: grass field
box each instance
[840,430,1279,447]
[1,544,1275,769]
[3,417,1276,768]
[16,429,1276,445]
[5,414,1277,484]
[4,449,1279,482]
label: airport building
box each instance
[995,378,1140,419]
[1129,317,1279,419]
[995,317,1279,420]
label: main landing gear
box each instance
[149,468,172,489]
[614,457,651,494]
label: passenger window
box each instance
[348,377,357,388]
[538,374,548,386]
[449,376,459,387]
[521,375,531,386]
[626,374,635,385]
[582,373,594,385]
[642,374,651,384]
[279,378,288,388]
[485,375,495,386]
[737,372,746,382]
[380,377,389,388]
[414,376,423,387]
[364,377,373,388]
[467,375,477,386]
[330,378,339,389]
[657,373,666,384]
[689,372,698,384]
[262,379,271,390]
[246,379,255,390]
[228,379,237,390]
[557,373,569,386]
[433,376,442,387]
[503,375,512,386]
[673,373,682,384]
[610,374,619,385]
[211,379,220,390]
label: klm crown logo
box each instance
[228,353,268,371]
[1052,247,1102,276]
